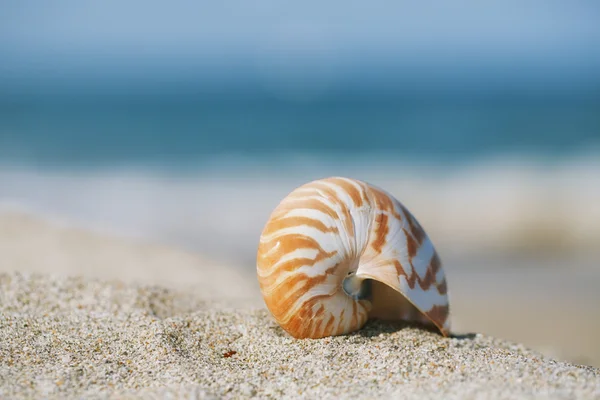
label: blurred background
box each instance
[1,1,599,366]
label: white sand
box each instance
[1,211,599,399]
[0,211,260,305]
[1,272,599,400]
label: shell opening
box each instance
[342,275,372,300]
[367,279,440,333]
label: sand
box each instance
[1,210,600,399]
[0,211,259,303]
[1,272,599,400]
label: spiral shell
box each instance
[256,177,450,339]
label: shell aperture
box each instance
[256,177,450,339]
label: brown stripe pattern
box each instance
[256,177,450,339]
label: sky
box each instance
[1,1,600,92]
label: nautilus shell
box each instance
[256,177,450,339]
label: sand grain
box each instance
[1,272,598,399]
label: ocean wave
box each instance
[1,154,599,265]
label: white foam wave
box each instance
[1,154,599,266]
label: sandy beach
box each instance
[3,2,600,397]
[2,272,599,400]
[1,211,600,399]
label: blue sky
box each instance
[1,1,600,91]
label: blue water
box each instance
[1,91,599,168]
[1,89,599,264]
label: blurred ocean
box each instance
[1,91,600,166]
[1,0,600,268]
[1,90,599,267]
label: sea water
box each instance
[1,90,599,266]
